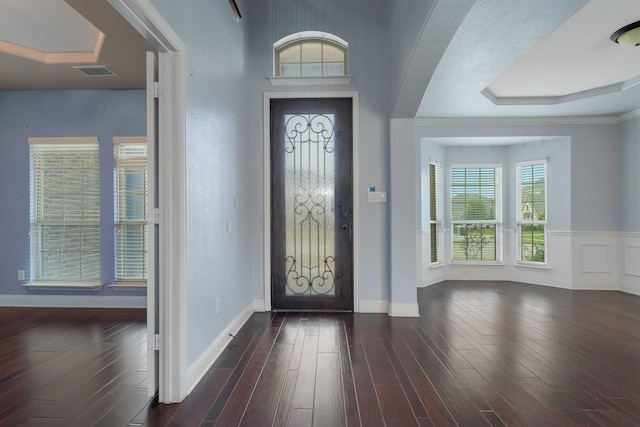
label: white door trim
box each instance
[108,0,188,403]
[263,91,360,313]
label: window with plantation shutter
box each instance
[114,137,148,284]
[450,165,502,261]
[516,160,546,263]
[29,137,100,283]
[429,162,441,264]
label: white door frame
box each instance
[263,91,360,313]
[108,0,188,403]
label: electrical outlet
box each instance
[17,270,25,281]
[216,297,221,315]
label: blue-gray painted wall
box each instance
[0,89,146,296]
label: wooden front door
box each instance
[270,98,353,311]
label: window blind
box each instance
[450,166,502,261]
[429,162,441,263]
[114,137,148,282]
[29,137,100,282]
[516,160,546,263]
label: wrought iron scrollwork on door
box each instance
[283,113,336,296]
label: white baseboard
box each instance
[358,300,388,313]
[571,281,619,291]
[186,301,255,395]
[620,281,640,296]
[389,302,419,317]
[0,295,146,308]
[253,299,267,312]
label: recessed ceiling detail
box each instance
[0,0,104,64]
[484,0,640,105]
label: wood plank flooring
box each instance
[1,280,640,426]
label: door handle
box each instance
[342,223,352,242]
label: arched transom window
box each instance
[275,32,348,77]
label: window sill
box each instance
[449,261,505,266]
[515,262,550,270]
[430,262,445,269]
[268,76,352,86]
[22,282,102,291]
[110,281,147,291]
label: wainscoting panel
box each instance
[580,244,610,273]
[624,245,640,277]
[620,234,640,296]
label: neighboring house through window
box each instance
[450,165,502,261]
[29,137,100,283]
[429,161,441,264]
[114,137,148,285]
[516,160,547,263]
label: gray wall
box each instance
[618,116,640,232]
[570,125,618,231]
[151,0,253,366]
[0,89,146,296]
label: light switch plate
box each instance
[368,191,386,202]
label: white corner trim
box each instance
[358,300,388,313]
[107,0,186,53]
[389,302,420,317]
[109,0,188,405]
[186,301,255,394]
[253,299,267,312]
[0,295,146,308]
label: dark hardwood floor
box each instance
[2,281,640,426]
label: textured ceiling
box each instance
[416,0,640,118]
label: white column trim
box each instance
[108,0,187,404]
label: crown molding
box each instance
[416,116,619,127]
[618,108,640,123]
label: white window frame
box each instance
[269,32,351,86]
[113,136,148,288]
[27,137,101,289]
[516,159,547,265]
[429,161,442,265]
[450,164,503,263]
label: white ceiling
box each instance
[416,0,640,118]
[0,0,150,90]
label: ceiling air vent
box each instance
[72,65,118,77]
